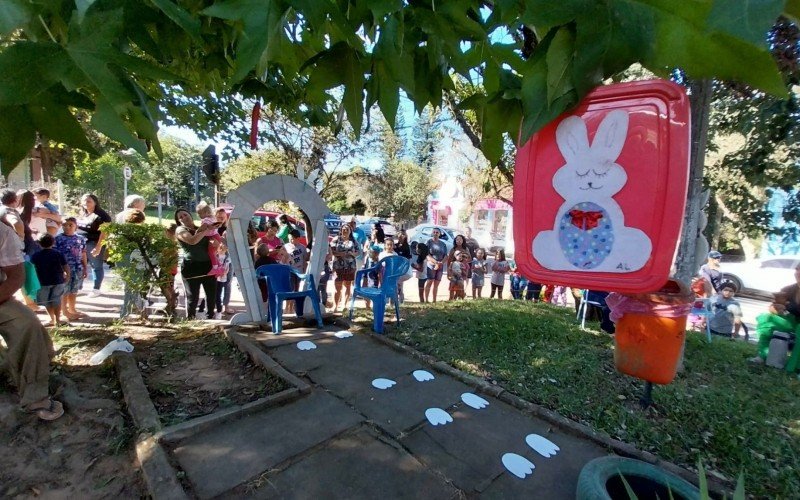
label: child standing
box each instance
[54,217,87,320]
[411,243,429,303]
[471,248,487,298]
[448,251,466,300]
[214,243,231,319]
[30,234,70,326]
[196,201,225,276]
[490,249,509,299]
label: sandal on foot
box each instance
[27,399,64,421]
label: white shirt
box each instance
[0,222,24,283]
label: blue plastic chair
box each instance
[349,255,410,333]
[255,264,323,334]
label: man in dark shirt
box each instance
[699,250,723,294]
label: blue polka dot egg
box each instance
[558,202,614,269]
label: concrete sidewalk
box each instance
[164,327,610,498]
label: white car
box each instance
[407,224,463,255]
[722,255,800,294]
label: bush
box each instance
[102,222,178,319]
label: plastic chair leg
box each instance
[706,320,712,343]
[349,293,357,320]
[373,297,386,334]
[274,298,284,334]
[310,294,323,327]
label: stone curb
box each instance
[156,388,301,445]
[364,329,732,497]
[224,327,312,394]
[135,436,190,500]
[113,352,162,433]
[113,352,187,500]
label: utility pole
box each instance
[193,163,200,210]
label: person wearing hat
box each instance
[708,281,743,338]
[700,250,724,294]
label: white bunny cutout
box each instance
[532,110,651,272]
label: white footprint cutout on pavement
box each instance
[334,331,353,338]
[525,434,560,458]
[413,370,435,382]
[502,453,535,479]
[372,378,396,389]
[425,408,453,426]
[461,393,490,410]
[297,340,317,351]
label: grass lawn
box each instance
[391,300,799,498]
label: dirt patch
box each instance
[134,324,289,427]
[0,359,143,498]
[0,320,288,498]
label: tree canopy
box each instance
[0,0,796,176]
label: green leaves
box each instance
[707,0,784,45]
[203,0,289,82]
[0,0,795,178]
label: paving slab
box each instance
[220,427,460,499]
[400,397,608,496]
[170,390,364,499]
[268,333,472,436]
[251,326,341,347]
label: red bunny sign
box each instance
[514,80,690,293]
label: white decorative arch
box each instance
[226,174,329,325]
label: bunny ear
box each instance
[555,116,590,164]
[592,110,629,162]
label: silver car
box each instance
[407,224,463,255]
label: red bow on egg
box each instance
[568,209,604,230]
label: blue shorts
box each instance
[36,284,65,307]
[65,268,84,294]
[426,264,444,281]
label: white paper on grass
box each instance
[334,331,353,338]
[297,340,317,351]
[425,408,453,426]
[372,378,396,390]
[413,370,435,382]
[525,434,560,458]
[502,453,535,479]
[461,393,490,410]
[89,338,134,365]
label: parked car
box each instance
[722,255,800,294]
[406,224,463,255]
[357,219,397,239]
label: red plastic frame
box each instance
[513,80,690,293]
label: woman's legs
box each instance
[343,281,353,310]
[200,275,218,319]
[182,273,203,320]
[223,267,233,311]
[333,280,343,311]
[85,241,105,291]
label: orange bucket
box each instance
[614,313,687,384]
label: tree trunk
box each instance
[675,79,713,284]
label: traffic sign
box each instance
[123,166,132,180]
